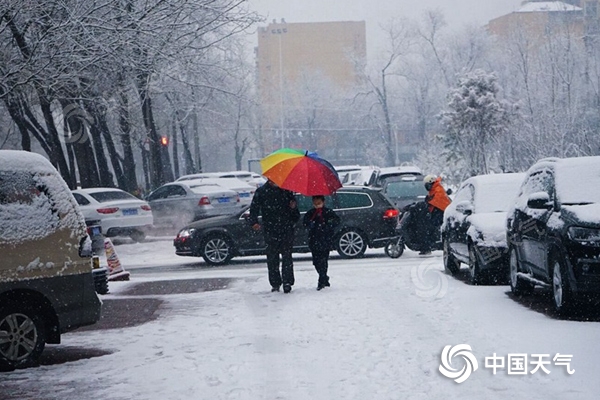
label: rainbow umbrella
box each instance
[260,148,342,196]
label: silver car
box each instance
[147,181,240,227]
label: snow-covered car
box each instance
[147,181,240,228]
[72,188,153,242]
[506,156,600,314]
[442,172,525,284]
[0,150,101,370]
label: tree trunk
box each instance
[192,108,202,173]
[171,114,180,179]
[118,90,139,192]
[38,95,74,186]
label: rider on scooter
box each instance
[421,175,451,255]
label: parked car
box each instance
[174,186,400,265]
[506,156,600,313]
[0,150,101,370]
[368,165,423,187]
[147,181,240,227]
[442,173,525,284]
[340,166,378,186]
[72,188,153,242]
[381,174,428,210]
[334,165,363,184]
[176,175,256,205]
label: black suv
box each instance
[506,156,600,313]
[174,187,399,265]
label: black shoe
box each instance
[271,286,280,292]
[317,284,325,291]
[283,284,292,293]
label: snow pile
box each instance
[517,1,581,13]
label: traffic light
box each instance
[160,136,169,146]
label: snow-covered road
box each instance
[2,239,599,399]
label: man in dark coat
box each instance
[248,180,300,293]
[303,195,340,290]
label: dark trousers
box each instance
[265,232,295,288]
[311,249,330,284]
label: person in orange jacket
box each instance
[421,175,451,255]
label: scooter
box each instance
[385,201,443,258]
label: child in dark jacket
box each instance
[303,195,340,290]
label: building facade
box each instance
[255,20,366,154]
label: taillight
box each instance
[141,205,151,211]
[383,208,399,219]
[97,207,119,214]
[198,196,211,205]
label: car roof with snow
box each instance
[74,187,127,194]
[460,173,526,213]
[377,165,422,176]
[0,150,57,173]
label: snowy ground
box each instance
[2,238,600,399]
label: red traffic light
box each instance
[160,136,169,146]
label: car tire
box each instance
[385,237,404,258]
[551,255,574,315]
[443,238,460,276]
[509,247,534,296]
[336,229,367,259]
[0,305,46,369]
[468,244,486,285]
[201,234,234,265]
[129,230,146,243]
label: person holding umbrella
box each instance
[248,180,300,293]
[256,148,343,293]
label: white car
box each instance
[72,188,153,242]
[176,175,256,205]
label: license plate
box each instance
[217,198,230,203]
[239,193,250,198]
[122,208,138,216]
[91,226,101,236]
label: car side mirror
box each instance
[527,192,552,210]
[455,200,473,216]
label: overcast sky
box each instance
[248,0,524,54]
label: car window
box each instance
[73,193,91,206]
[384,180,427,198]
[523,169,554,201]
[168,186,187,197]
[0,171,60,244]
[295,195,334,213]
[453,183,474,204]
[147,186,170,201]
[336,192,372,209]
[89,190,138,202]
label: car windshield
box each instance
[89,191,138,203]
[474,177,524,213]
[385,180,427,198]
[556,159,600,205]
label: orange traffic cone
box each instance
[104,238,130,281]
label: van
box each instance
[0,150,101,370]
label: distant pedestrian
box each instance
[248,180,300,293]
[303,195,340,290]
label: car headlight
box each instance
[568,227,600,244]
[177,228,196,238]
